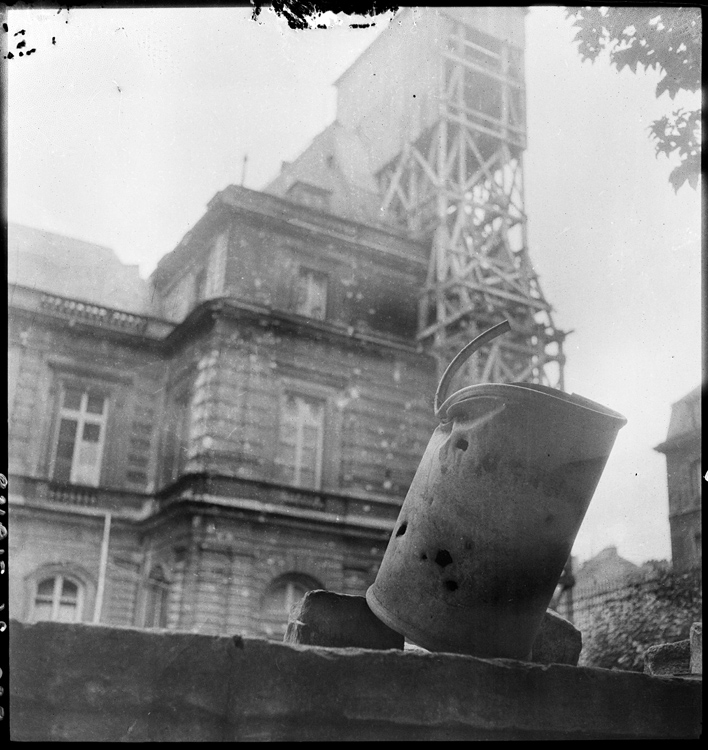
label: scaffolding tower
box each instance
[272,8,566,388]
[373,8,566,387]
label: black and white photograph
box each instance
[5,4,702,740]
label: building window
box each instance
[52,386,108,486]
[294,267,328,320]
[162,389,192,486]
[278,393,325,489]
[260,573,321,639]
[32,574,83,623]
[143,566,170,629]
[690,459,701,500]
[203,231,228,300]
[286,181,331,211]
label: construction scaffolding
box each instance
[374,9,566,387]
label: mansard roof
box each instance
[7,222,155,315]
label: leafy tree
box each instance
[579,565,702,672]
[565,7,702,192]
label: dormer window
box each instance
[286,181,332,212]
[294,267,327,320]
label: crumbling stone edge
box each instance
[9,620,703,741]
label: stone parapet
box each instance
[9,620,702,741]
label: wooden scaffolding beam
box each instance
[378,16,566,389]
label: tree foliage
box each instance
[565,7,702,192]
[579,565,702,672]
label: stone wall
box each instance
[9,620,702,741]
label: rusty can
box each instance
[366,322,627,659]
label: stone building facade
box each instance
[8,7,571,643]
[7,187,438,639]
[654,386,702,572]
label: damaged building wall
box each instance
[7,182,438,639]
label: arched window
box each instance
[32,574,84,623]
[143,565,170,629]
[260,573,321,639]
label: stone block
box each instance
[690,621,702,675]
[286,592,579,666]
[284,589,404,650]
[530,608,582,666]
[644,639,691,677]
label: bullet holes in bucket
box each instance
[420,548,454,567]
[434,549,453,568]
[416,549,458,593]
[454,437,469,452]
[395,522,407,537]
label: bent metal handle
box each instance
[433,320,512,419]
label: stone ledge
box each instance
[9,620,703,741]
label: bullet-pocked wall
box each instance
[8,185,439,640]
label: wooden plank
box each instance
[442,49,524,90]
[448,31,502,61]
[442,278,550,310]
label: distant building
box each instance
[573,546,642,592]
[654,386,702,571]
[555,547,641,632]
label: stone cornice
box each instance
[8,283,430,362]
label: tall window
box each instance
[203,231,228,299]
[294,268,328,320]
[33,575,83,623]
[53,386,108,486]
[278,393,325,489]
[143,566,169,629]
[162,390,191,485]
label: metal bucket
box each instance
[366,322,627,659]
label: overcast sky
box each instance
[7,6,702,566]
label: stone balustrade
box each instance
[9,283,174,339]
[12,474,152,516]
